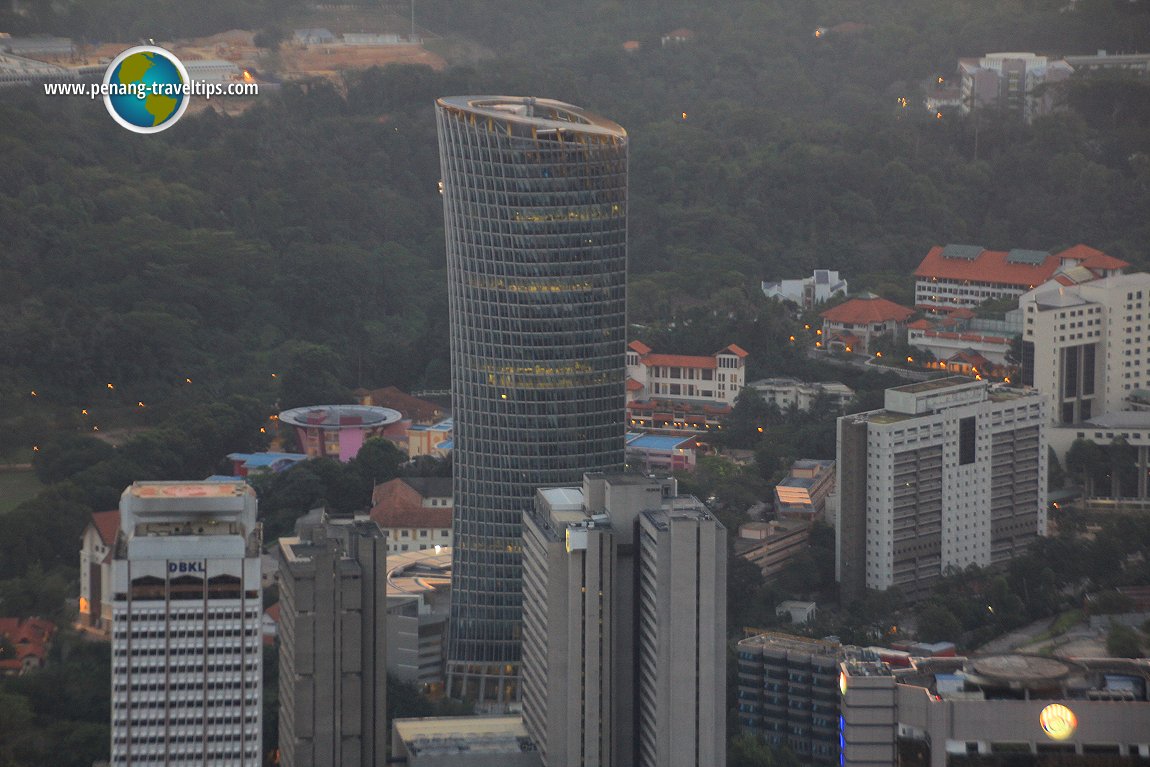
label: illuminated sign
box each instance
[168,562,206,574]
[839,670,848,696]
[1039,703,1077,741]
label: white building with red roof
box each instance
[369,477,454,553]
[914,243,1127,311]
[819,294,914,354]
[78,509,119,636]
[626,341,748,407]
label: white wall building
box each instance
[836,378,1047,600]
[626,341,747,406]
[1020,272,1150,426]
[111,481,262,767]
[913,243,1126,312]
[746,378,854,412]
[762,269,848,309]
[79,509,119,636]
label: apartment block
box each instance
[836,377,1046,600]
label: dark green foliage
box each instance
[387,675,473,720]
[0,634,110,767]
[1106,622,1143,659]
[31,434,115,485]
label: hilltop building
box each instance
[762,269,849,309]
[437,96,629,703]
[958,52,1073,122]
[913,243,1126,311]
[820,294,914,354]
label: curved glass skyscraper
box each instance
[436,96,628,704]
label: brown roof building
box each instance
[820,294,914,354]
[369,477,453,554]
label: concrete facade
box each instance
[521,474,726,767]
[276,514,387,767]
[836,377,1047,600]
[841,655,1150,766]
[111,481,263,767]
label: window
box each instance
[959,416,976,465]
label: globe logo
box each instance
[102,46,190,134]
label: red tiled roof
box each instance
[370,478,453,530]
[0,617,55,670]
[372,506,453,530]
[91,510,120,546]
[1059,244,1128,272]
[907,319,933,330]
[641,353,717,369]
[626,378,645,391]
[821,297,914,325]
[719,344,749,358]
[628,340,652,355]
[948,350,991,367]
[915,245,1060,287]
[355,386,443,423]
[946,307,975,319]
[1055,274,1076,286]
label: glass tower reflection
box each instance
[436,96,628,704]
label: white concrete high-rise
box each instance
[110,481,263,766]
[836,378,1047,600]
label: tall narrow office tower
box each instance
[110,481,263,767]
[436,96,629,703]
[276,512,388,767]
[521,474,727,767]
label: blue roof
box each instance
[438,440,454,450]
[626,433,694,451]
[411,418,453,433]
[205,474,241,482]
[227,452,309,468]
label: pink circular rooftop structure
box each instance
[278,404,403,462]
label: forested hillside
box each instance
[2,0,1149,445]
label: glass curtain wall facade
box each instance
[436,96,628,704]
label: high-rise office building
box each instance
[110,481,263,767]
[522,474,726,767]
[1019,272,1150,426]
[276,512,388,767]
[836,377,1046,600]
[436,95,629,703]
